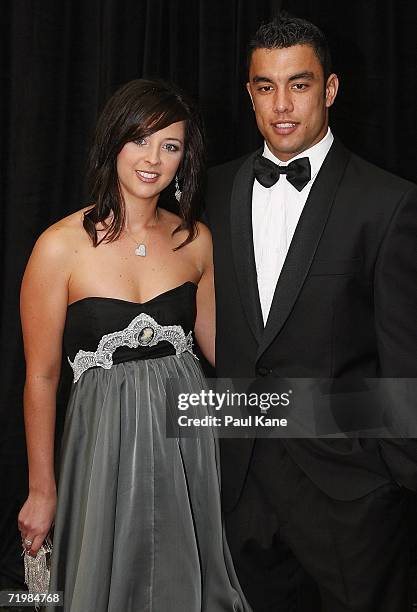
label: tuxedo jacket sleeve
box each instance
[373,174,417,488]
[374,183,417,374]
[204,138,417,504]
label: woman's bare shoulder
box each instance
[159,207,183,229]
[48,205,93,233]
[188,221,212,251]
[180,221,213,278]
[32,206,93,261]
[160,208,212,244]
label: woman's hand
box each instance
[18,489,57,557]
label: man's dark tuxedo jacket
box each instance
[205,138,417,511]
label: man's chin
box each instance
[267,140,304,161]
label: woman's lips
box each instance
[135,170,160,183]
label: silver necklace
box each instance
[124,209,159,257]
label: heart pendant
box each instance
[135,244,146,257]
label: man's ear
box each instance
[325,73,339,108]
[246,82,255,110]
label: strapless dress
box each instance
[46,282,249,612]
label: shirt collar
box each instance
[262,128,334,181]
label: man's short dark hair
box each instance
[248,14,332,80]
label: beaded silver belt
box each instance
[68,313,196,382]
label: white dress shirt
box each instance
[252,128,334,324]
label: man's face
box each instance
[247,44,338,161]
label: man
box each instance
[205,14,417,612]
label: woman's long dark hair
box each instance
[84,79,205,249]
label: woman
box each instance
[18,79,249,611]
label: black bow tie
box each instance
[253,154,311,191]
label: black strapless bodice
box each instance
[64,281,197,364]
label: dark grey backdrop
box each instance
[1,0,416,588]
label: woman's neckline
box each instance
[67,281,197,309]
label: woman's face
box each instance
[116,120,185,204]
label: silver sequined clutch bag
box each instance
[23,535,53,610]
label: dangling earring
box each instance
[175,175,182,202]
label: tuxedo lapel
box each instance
[256,139,351,362]
[230,150,264,343]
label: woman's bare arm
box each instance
[193,223,216,367]
[18,225,72,555]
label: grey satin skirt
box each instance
[46,353,249,612]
